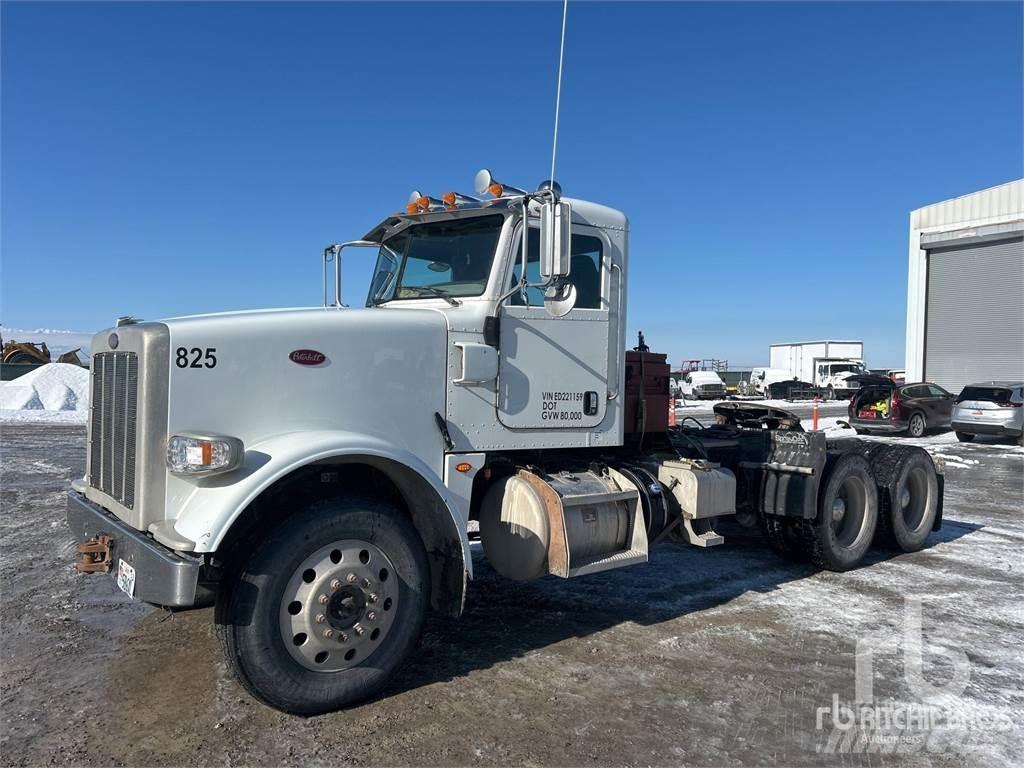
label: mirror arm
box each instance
[321,240,381,308]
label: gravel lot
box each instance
[2,423,1021,767]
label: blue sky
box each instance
[2,1,1021,368]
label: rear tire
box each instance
[763,516,807,562]
[216,495,429,715]
[907,413,926,438]
[798,453,878,571]
[955,431,975,443]
[871,446,938,552]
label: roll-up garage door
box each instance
[924,236,1024,394]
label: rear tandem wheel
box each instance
[795,452,879,571]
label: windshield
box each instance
[367,214,504,306]
[830,363,865,374]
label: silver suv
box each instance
[952,382,1024,444]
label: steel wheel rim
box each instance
[832,476,867,547]
[279,539,400,673]
[901,466,929,531]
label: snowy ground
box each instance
[1,423,1021,766]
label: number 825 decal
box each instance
[176,347,217,369]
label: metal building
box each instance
[905,179,1024,394]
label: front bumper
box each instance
[952,420,1022,437]
[66,490,202,607]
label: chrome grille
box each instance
[89,351,139,508]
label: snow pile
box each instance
[0,364,90,424]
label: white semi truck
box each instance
[769,340,867,400]
[68,172,943,714]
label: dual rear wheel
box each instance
[763,446,939,571]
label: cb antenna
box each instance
[549,0,569,189]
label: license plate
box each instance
[972,410,983,416]
[116,558,136,598]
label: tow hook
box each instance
[75,535,114,574]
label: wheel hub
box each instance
[327,585,366,630]
[831,498,847,522]
[279,539,399,673]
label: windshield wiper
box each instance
[408,286,461,306]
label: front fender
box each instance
[169,430,472,581]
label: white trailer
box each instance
[769,341,866,399]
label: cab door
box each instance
[496,225,613,429]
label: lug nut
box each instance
[330,579,342,590]
[361,578,371,589]
[324,629,334,639]
[346,573,357,583]
[338,632,349,643]
[318,594,329,604]
[366,611,376,622]
[316,614,326,624]
[354,625,365,636]
[367,593,378,603]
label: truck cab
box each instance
[815,359,867,399]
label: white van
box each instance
[679,370,726,400]
[749,367,796,398]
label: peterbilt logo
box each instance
[289,349,326,366]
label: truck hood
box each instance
[160,304,450,443]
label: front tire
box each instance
[798,453,878,571]
[955,431,975,443]
[216,495,429,715]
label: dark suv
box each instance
[847,375,954,438]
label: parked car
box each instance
[679,370,726,400]
[847,375,954,437]
[951,382,1024,445]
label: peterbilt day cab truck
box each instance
[68,171,944,715]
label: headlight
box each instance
[167,434,244,476]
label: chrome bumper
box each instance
[66,490,202,607]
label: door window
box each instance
[926,384,949,398]
[509,229,604,309]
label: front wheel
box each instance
[955,431,975,443]
[825,386,835,402]
[216,495,429,715]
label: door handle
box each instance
[608,263,624,400]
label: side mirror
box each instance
[539,199,572,281]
